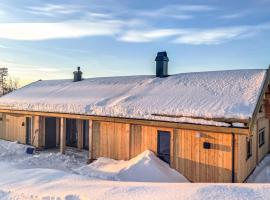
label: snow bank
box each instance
[247,155,270,183]
[0,140,88,173]
[77,150,188,182]
[0,69,266,126]
[0,140,270,199]
[0,140,186,183]
[0,162,270,200]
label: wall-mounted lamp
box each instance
[203,142,211,149]
[21,122,25,126]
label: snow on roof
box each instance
[0,69,266,126]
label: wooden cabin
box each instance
[0,52,269,183]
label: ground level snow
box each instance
[247,155,270,183]
[1,140,270,200]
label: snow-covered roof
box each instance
[0,69,266,126]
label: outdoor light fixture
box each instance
[203,142,211,149]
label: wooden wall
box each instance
[257,117,269,162]
[93,122,234,182]
[235,132,257,183]
[92,121,130,160]
[130,125,173,158]
[0,114,26,144]
[1,111,270,183]
[173,129,233,182]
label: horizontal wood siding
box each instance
[173,129,232,182]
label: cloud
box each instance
[174,23,270,45]
[0,20,125,40]
[119,23,270,45]
[220,11,250,19]
[138,4,215,19]
[27,4,80,16]
[119,29,185,42]
[0,44,8,49]
[174,27,252,45]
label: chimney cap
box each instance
[155,51,169,62]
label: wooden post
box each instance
[89,120,93,160]
[31,116,40,148]
[60,117,66,154]
[39,116,45,148]
[77,119,83,150]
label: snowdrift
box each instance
[76,150,188,182]
[247,155,270,183]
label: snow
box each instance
[1,139,270,199]
[0,69,266,126]
[247,155,270,183]
[77,150,188,182]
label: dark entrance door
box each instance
[25,117,32,145]
[157,131,171,164]
[45,117,57,148]
[83,120,89,150]
[66,119,77,147]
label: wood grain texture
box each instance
[60,117,66,154]
[92,121,130,160]
[173,129,232,182]
[0,114,26,144]
[77,119,83,150]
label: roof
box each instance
[0,69,266,127]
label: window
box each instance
[246,137,252,160]
[259,105,263,113]
[157,131,171,164]
[259,128,265,148]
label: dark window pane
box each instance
[157,131,170,164]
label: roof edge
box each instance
[249,65,270,132]
[0,108,249,135]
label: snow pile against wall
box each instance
[247,155,270,183]
[76,150,188,182]
[0,69,266,125]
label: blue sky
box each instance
[0,0,270,85]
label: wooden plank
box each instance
[130,124,142,158]
[92,121,100,159]
[152,113,249,124]
[172,129,233,182]
[60,117,66,154]
[32,116,40,147]
[88,120,93,160]
[0,109,249,135]
[77,119,83,150]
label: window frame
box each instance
[258,128,265,148]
